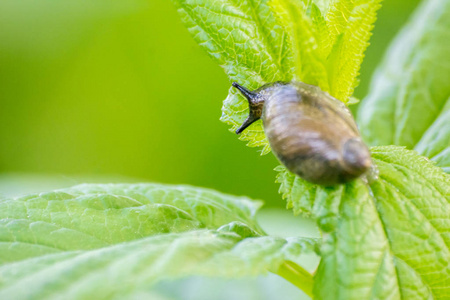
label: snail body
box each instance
[233,81,372,186]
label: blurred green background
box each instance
[0,0,420,205]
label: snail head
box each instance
[232,82,265,134]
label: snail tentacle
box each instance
[233,82,265,134]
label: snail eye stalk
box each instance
[232,82,257,102]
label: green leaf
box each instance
[174,0,381,154]
[269,0,330,91]
[276,146,450,299]
[0,183,318,299]
[173,0,295,154]
[152,273,312,300]
[324,0,382,101]
[415,99,450,173]
[0,231,317,299]
[358,0,450,171]
[0,183,263,262]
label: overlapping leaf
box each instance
[174,0,295,154]
[269,0,329,91]
[0,230,318,299]
[174,0,381,153]
[358,0,450,172]
[0,183,263,263]
[277,146,450,299]
[415,99,450,172]
[0,183,318,299]
[325,0,382,101]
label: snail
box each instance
[232,81,372,186]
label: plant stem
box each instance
[273,260,314,299]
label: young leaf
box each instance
[269,0,330,91]
[358,0,450,172]
[276,146,450,299]
[324,0,382,101]
[174,0,381,153]
[0,183,317,299]
[173,0,295,154]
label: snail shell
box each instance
[233,81,372,186]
